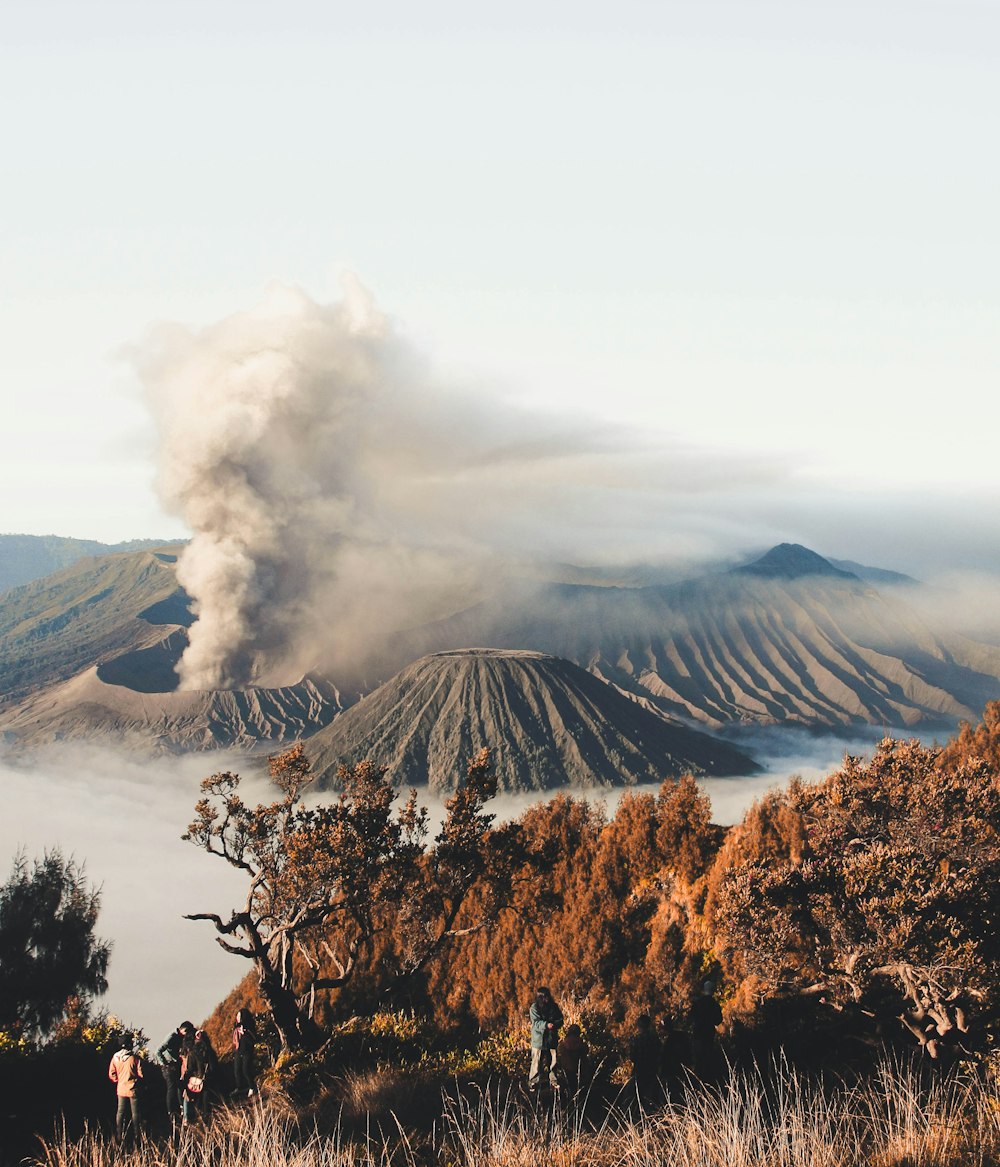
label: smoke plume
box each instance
[138,281,576,688]
[137,279,786,691]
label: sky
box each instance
[2,0,999,577]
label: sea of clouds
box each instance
[0,726,894,1039]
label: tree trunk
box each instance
[258,972,310,1051]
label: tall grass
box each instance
[30,1060,1000,1167]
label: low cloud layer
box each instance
[0,746,275,1041]
[0,730,876,1037]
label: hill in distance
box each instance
[0,544,191,708]
[2,541,999,768]
[0,533,178,595]
[305,648,758,793]
[401,545,1000,730]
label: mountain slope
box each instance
[0,534,175,594]
[0,546,348,752]
[399,547,1000,730]
[0,545,192,707]
[0,665,340,752]
[306,649,757,792]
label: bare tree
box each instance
[184,744,525,1049]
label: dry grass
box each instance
[29,1061,1000,1167]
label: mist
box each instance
[0,729,885,1040]
[0,746,269,1042]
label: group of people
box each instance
[110,984,722,1137]
[528,981,724,1107]
[107,1008,258,1141]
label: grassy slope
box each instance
[0,545,188,706]
[0,534,176,594]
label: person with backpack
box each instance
[556,1023,589,1099]
[182,1029,218,1124]
[688,980,724,1081]
[628,1014,662,1110]
[108,1033,144,1142]
[528,986,563,1091]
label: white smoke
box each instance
[135,278,791,692]
[138,279,490,689]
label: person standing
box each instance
[108,1034,144,1142]
[528,986,563,1091]
[182,1029,218,1124]
[232,1009,258,1098]
[688,980,723,1081]
[556,1023,589,1098]
[628,1014,662,1109]
[157,1020,194,1123]
[656,1013,689,1104]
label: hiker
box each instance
[233,1008,258,1098]
[656,1013,689,1103]
[528,986,563,1091]
[108,1033,144,1142]
[557,1023,589,1098]
[182,1029,218,1124]
[157,1019,195,1122]
[628,1014,662,1109]
[688,980,724,1080]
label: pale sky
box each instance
[1,0,998,573]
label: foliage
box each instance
[939,699,1000,773]
[712,737,1000,1058]
[0,849,111,1040]
[423,776,723,1037]
[197,709,1000,1071]
[185,744,529,1050]
[0,998,147,1163]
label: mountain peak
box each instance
[305,648,756,792]
[733,544,858,581]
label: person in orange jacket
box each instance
[108,1033,144,1141]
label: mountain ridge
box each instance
[1,542,998,761]
[0,533,180,595]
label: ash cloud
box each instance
[137,275,1000,696]
[136,279,784,691]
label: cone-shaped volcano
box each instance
[306,648,757,792]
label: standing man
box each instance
[156,1020,195,1123]
[628,1014,662,1110]
[232,1009,258,1098]
[108,1033,144,1142]
[688,980,723,1081]
[529,986,563,1091]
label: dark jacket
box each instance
[557,1031,588,1089]
[629,1029,661,1087]
[689,994,723,1038]
[183,1034,218,1091]
[530,994,563,1050]
[157,1030,182,1068]
[234,1009,257,1054]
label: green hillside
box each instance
[0,534,177,594]
[0,545,190,706]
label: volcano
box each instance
[305,648,757,792]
